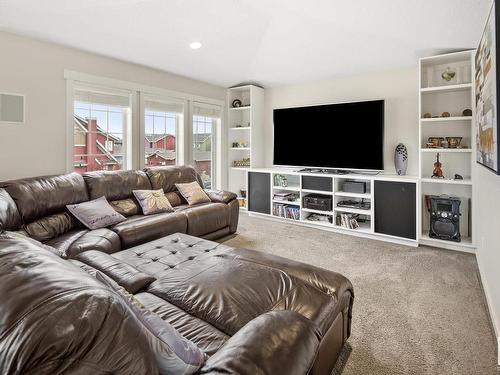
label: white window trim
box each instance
[65,70,224,188]
[140,93,187,169]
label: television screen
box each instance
[273,100,384,171]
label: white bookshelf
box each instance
[418,51,475,252]
[227,85,265,210]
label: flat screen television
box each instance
[273,99,384,171]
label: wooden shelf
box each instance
[231,167,250,170]
[420,116,472,123]
[302,207,333,215]
[334,207,372,215]
[229,106,251,111]
[421,148,472,153]
[334,191,371,199]
[272,199,300,206]
[302,189,333,195]
[272,186,300,192]
[420,83,472,94]
[421,178,472,185]
[335,221,372,233]
[230,126,251,130]
[230,147,251,150]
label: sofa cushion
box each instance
[0,188,22,231]
[0,234,158,375]
[1,172,88,223]
[145,166,204,193]
[180,203,229,237]
[76,250,156,294]
[83,170,152,201]
[110,198,141,217]
[97,272,207,374]
[133,189,174,215]
[175,181,211,206]
[67,196,126,230]
[136,292,229,357]
[45,228,122,259]
[24,211,80,242]
[110,212,188,249]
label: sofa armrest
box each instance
[199,310,321,375]
[205,189,237,204]
[75,250,156,294]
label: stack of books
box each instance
[273,204,300,220]
[336,213,360,229]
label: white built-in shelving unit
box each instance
[418,51,476,251]
[227,85,265,210]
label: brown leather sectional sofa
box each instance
[0,166,354,375]
[0,166,239,258]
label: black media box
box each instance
[342,181,366,194]
[303,194,333,211]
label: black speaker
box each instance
[429,195,461,242]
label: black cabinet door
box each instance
[374,181,416,240]
[248,172,271,214]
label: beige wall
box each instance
[0,32,225,180]
[475,164,500,345]
[263,67,419,175]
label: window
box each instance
[192,103,221,189]
[73,87,131,173]
[144,98,183,167]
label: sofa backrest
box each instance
[1,173,88,223]
[83,170,152,201]
[0,233,158,375]
[144,165,204,193]
[1,173,89,242]
[83,170,152,216]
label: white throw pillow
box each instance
[95,272,207,374]
[133,189,174,215]
[67,196,126,230]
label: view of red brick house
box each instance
[73,115,123,173]
[74,116,212,187]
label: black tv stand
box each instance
[297,168,351,175]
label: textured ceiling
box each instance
[0,0,492,87]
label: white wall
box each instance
[0,32,225,181]
[263,67,419,175]
[475,164,500,349]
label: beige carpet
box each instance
[221,214,498,375]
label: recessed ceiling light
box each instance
[190,41,202,50]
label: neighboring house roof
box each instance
[73,115,120,167]
[146,149,176,161]
[74,115,121,143]
[145,134,175,143]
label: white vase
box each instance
[395,143,408,176]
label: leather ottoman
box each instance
[110,233,354,375]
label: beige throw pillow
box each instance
[175,181,211,206]
[133,189,174,215]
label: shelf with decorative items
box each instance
[227,85,265,210]
[418,51,475,252]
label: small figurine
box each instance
[462,109,472,116]
[432,153,444,179]
[423,113,432,118]
[441,112,451,117]
[454,174,463,180]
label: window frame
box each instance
[65,70,224,188]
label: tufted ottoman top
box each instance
[111,233,353,338]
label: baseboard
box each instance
[475,249,500,366]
